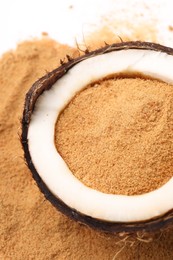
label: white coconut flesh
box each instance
[28,49,173,223]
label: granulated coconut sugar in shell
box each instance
[0,37,173,259]
[55,76,173,195]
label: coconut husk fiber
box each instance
[1,38,173,260]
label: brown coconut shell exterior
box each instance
[21,41,173,234]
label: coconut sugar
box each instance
[1,38,173,260]
[56,76,173,195]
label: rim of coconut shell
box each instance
[21,41,173,234]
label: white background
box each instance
[0,0,173,56]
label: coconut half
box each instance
[22,42,173,233]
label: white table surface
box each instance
[0,0,173,56]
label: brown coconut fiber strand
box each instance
[56,77,173,195]
[0,38,173,260]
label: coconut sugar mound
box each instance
[84,23,157,51]
[56,77,173,195]
[1,39,173,260]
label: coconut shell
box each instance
[21,41,173,234]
